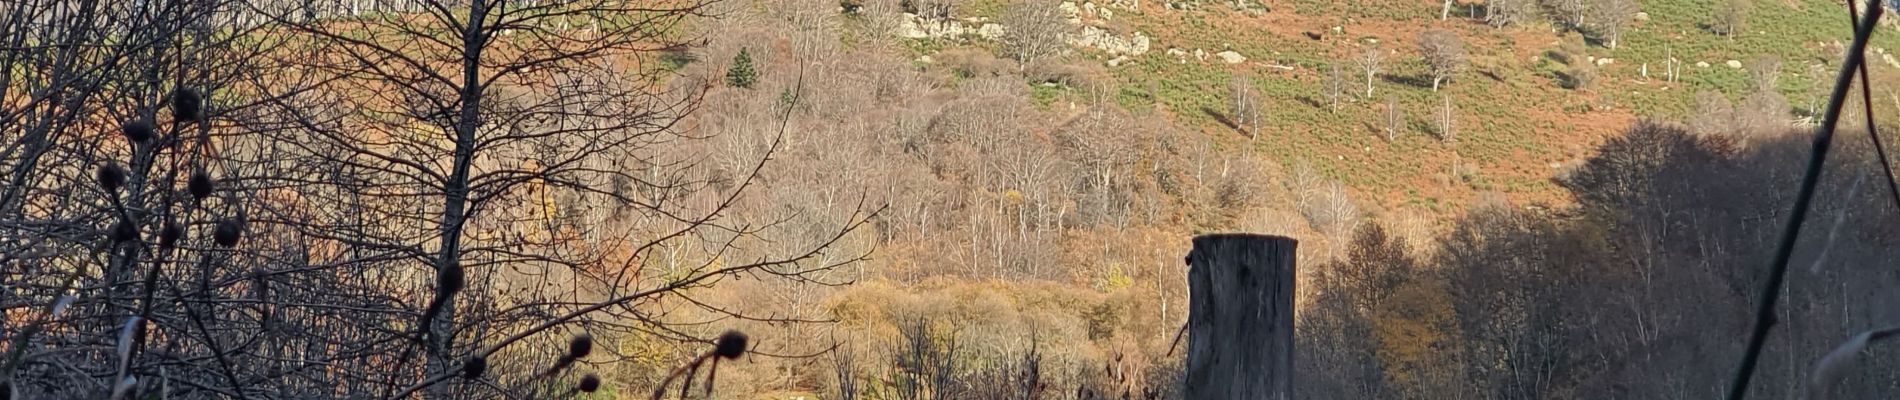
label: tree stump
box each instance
[1185,234,1295,400]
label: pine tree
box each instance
[726,47,758,89]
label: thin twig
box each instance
[1843,0,1900,211]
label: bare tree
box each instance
[1055,105,1142,228]
[1384,95,1404,142]
[1325,62,1347,112]
[1437,94,1457,142]
[1712,0,1748,38]
[1485,0,1538,28]
[1000,0,1071,72]
[1589,0,1639,49]
[0,0,879,397]
[1298,180,1361,261]
[1737,87,1791,137]
[1229,75,1262,139]
[1748,55,1782,93]
[1418,29,1468,91]
[0,0,320,396]
[1543,0,1587,29]
[1358,48,1386,98]
[1441,0,1456,19]
[1664,44,1682,82]
[1688,90,1735,137]
[832,344,863,400]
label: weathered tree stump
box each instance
[1185,234,1295,400]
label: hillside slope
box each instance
[662,0,1900,396]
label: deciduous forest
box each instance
[6,0,1900,398]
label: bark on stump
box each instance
[1185,234,1294,400]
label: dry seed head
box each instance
[213,218,243,247]
[97,163,125,193]
[462,355,487,380]
[170,88,202,123]
[569,333,594,359]
[714,330,747,359]
[111,221,138,243]
[122,119,155,143]
[159,221,183,248]
[578,374,601,393]
[188,170,213,200]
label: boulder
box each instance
[1725,59,1743,69]
[1068,26,1150,56]
[1216,50,1247,64]
[977,23,1005,39]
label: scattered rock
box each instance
[917,55,933,63]
[896,12,1003,39]
[977,23,1005,39]
[1633,12,1649,22]
[1068,26,1151,56]
[1595,58,1614,67]
[1303,31,1322,40]
[1725,59,1743,69]
[1696,61,1711,68]
[1166,47,1187,57]
[1194,48,1208,62]
[1107,55,1131,67]
[1079,1,1113,19]
[1061,1,1082,24]
[1331,26,1344,34]
[1216,50,1246,64]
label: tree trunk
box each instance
[426,1,488,397]
[1432,76,1441,91]
[1365,74,1374,98]
[1185,234,1295,400]
[1441,0,1452,20]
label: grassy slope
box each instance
[1030,0,1900,219]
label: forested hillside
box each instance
[678,0,1900,397]
[6,0,1900,398]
